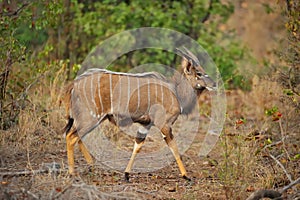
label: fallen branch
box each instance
[246,189,282,200]
[0,162,65,177]
[0,2,30,17]
[246,177,300,200]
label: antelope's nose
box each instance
[203,76,217,91]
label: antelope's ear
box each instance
[182,57,194,75]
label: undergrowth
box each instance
[217,77,300,199]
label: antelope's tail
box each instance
[63,117,74,135]
[61,83,75,135]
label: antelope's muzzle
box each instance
[202,75,216,91]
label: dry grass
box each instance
[216,76,300,199]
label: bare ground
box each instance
[0,112,227,199]
[0,86,299,199]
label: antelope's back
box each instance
[70,69,180,138]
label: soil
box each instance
[0,113,224,200]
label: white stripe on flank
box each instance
[154,79,158,103]
[90,74,97,115]
[126,76,130,113]
[117,75,122,113]
[83,77,92,113]
[160,81,164,106]
[109,73,113,113]
[97,73,104,114]
[70,88,74,117]
[136,77,140,113]
[147,79,150,111]
[170,89,173,108]
[170,83,174,108]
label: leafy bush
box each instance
[0,0,251,129]
[0,1,63,129]
[276,0,300,110]
[62,0,249,87]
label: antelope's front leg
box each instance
[161,125,190,181]
[124,126,149,182]
[66,130,79,175]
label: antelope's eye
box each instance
[196,72,203,76]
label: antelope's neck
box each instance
[173,75,198,115]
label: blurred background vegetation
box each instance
[1,0,299,128]
[0,0,251,130]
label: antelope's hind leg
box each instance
[161,125,190,181]
[66,129,79,175]
[124,126,149,182]
[78,139,94,170]
[66,130,94,175]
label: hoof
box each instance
[87,165,94,173]
[124,172,130,182]
[68,169,75,176]
[183,175,191,181]
[68,171,78,177]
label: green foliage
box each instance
[0,0,251,129]
[293,153,300,161]
[67,0,248,88]
[265,106,278,116]
[262,3,274,14]
[283,89,294,96]
[0,0,63,129]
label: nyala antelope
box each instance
[62,48,216,181]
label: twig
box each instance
[52,180,73,199]
[288,67,300,96]
[286,0,291,14]
[21,188,39,200]
[135,189,159,196]
[70,181,134,200]
[201,0,213,23]
[268,154,293,183]
[278,119,292,161]
[279,177,300,193]
[0,169,45,176]
[262,140,284,150]
[0,2,31,17]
